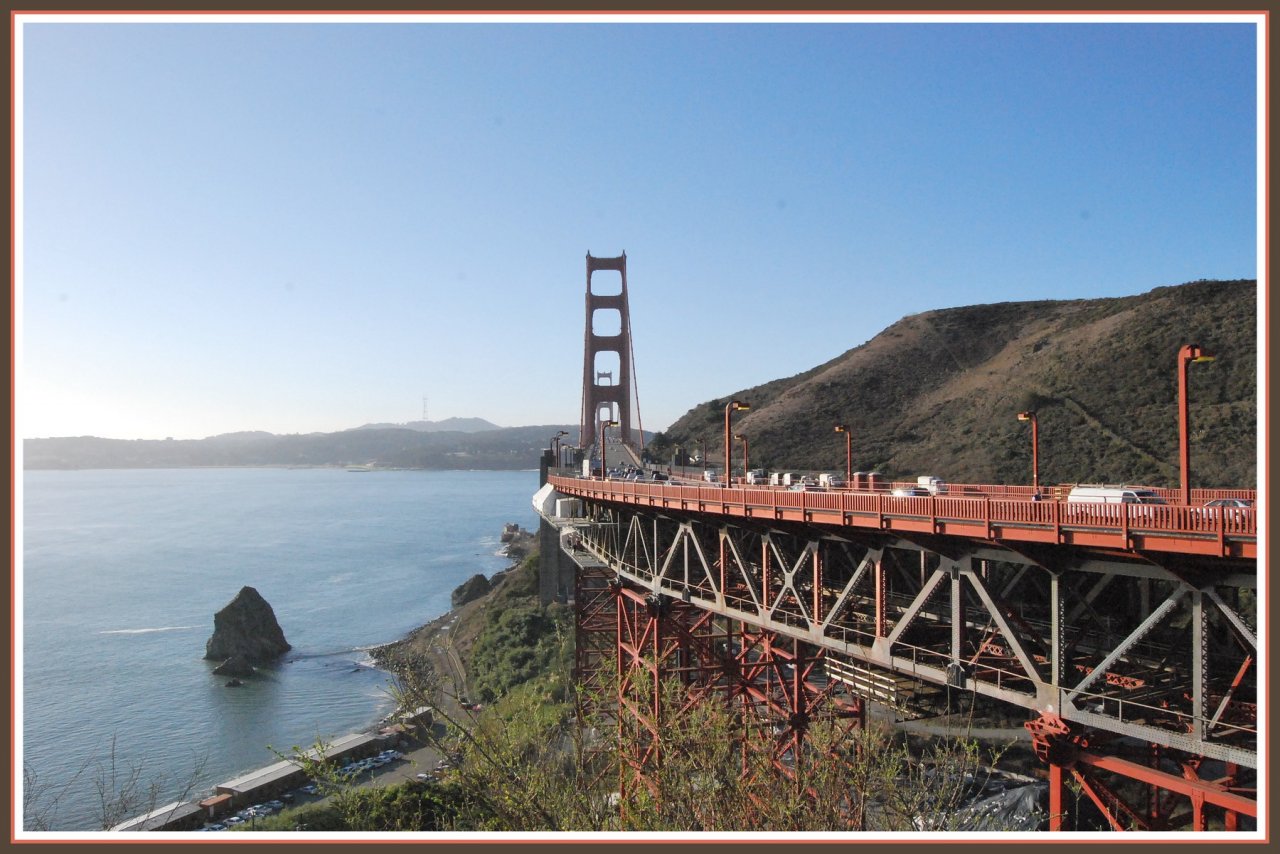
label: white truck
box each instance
[916,475,948,495]
[818,473,845,488]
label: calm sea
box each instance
[20,467,538,831]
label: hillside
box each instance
[652,279,1257,489]
[22,424,578,471]
[352,417,502,433]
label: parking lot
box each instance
[194,736,459,832]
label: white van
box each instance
[1066,486,1167,505]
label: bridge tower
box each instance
[580,252,641,459]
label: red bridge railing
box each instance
[548,474,1257,560]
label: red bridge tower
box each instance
[580,252,642,457]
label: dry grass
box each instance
[659,279,1256,488]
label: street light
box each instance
[723,400,750,485]
[1178,343,1215,505]
[834,424,852,487]
[1016,412,1039,492]
[734,433,749,480]
[600,419,619,479]
[674,445,684,479]
[552,430,569,467]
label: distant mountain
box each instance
[352,417,502,433]
[24,425,579,471]
[651,279,1257,489]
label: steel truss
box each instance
[572,500,1258,832]
[608,581,864,809]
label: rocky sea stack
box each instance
[204,586,291,665]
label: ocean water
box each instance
[19,467,538,831]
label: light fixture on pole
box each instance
[834,424,852,487]
[552,430,569,467]
[1016,411,1039,491]
[600,419,619,479]
[1178,344,1215,505]
[723,400,750,485]
[734,433,749,480]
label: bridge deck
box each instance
[548,474,1256,559]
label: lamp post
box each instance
[734,433,749,480]
[552,430,569,467]
[834,424,852,487]
[699,437,706,475]
[1016,411,1039,491]
[1178,343,1215,505]
[723,400,750,485]
[600,419,619,479]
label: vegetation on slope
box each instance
[343,536,1045,833]
[649,279,1257,488]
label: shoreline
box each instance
[100,529,530,833]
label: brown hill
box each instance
[652,279,1257,489]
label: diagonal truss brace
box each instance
[1066,583,1189,705]
[764,536,818,625]
[963,566,1045,684]
[818,548,881,631]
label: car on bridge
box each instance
[1205,497,1254,509]
[1197,497,1255,522]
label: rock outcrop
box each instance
[451,573,492,609]
[204,586,291,663]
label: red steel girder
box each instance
[1025,712,1256,831]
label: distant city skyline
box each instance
[16,12,1263,441]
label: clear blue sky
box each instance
[17,14,1262,441]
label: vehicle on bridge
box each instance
[915,475,948,495]
[1066,485,1167,505]
[1197,496,1255,522]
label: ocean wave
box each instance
[99,625,201,635]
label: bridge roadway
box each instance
[549,474,1257,560]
